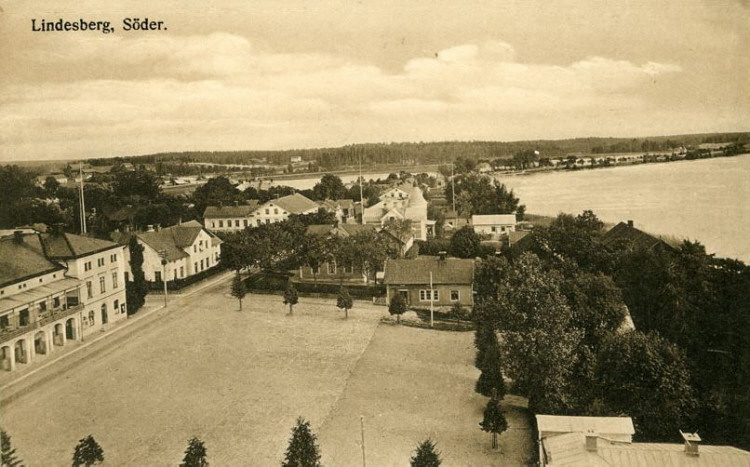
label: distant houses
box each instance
[112,220,222,284]
[471,214,516,239]
[203,202,259,232]
[363,183,433,240]
[383,254,475,308]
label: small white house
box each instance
[471,214,516,239]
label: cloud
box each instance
[0,34,687,160]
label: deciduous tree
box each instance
[388,294,407,323]
[284,283,299,315]
[231,273,247,311]
[449,226,481,259]
[336,286,353,319]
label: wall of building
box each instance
[298,262,366,283]
[386,284,473,308]
[206,217,251,232]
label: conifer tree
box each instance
[336,286,353,319]
[1,429,22,467]
[231,272,247,311]
[475,342,506,398]
[126,236,148,315]
[72,435,104,466]
[282,417,321,467]
[479,398,508,450]
[180,437,208,467]
[283,283,299,315]
[410,439,442,467]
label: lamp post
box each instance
[158,249,168,308]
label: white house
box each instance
[112,221,222,283]
[203,202,259,232]
[471,214,516,239]
[363,184,431,240]
[251,193,320,226]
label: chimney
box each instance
[585,431,598,452]
[438,251,447,261]
[680,431,701,457]
[627,220,634,228]
[13,230,24,244]
[147,225,154,232]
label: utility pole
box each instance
[79,162,87,234]
[451,161,457,226]
[430,271,434,328]
[360,415,366,467]
[359,148,365,224]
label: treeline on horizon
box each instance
[83,131,750,168]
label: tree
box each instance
[410,439,442,467]
[282,417,321,467]
[191,176,240,213]
[479,397,508,450]
[388,294,407,323]
[595,331,697,441]
[180,437,208,467]
[311,174,347,200]
[111,166,160,200]
[336,286,353,319]
[1,430,22,467]
[284,283,299,315]
[231,272,247,311]
[475,341,506,398]
[126,236,148,315]
[44,175,60,196]
[72,435,104,466]
[449,226,480,259]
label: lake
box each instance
[496,154,750,262]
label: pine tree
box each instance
[282,417,321,467]
[1,430,22,467]
[126,236,148,315]
[72,435,104,466]
[231,272,247,311]
[473,321,498,370]
[388,294,407,323]
[410,439,442,467]
[180,437,208,467]
[283,283,299,315]
[336,286,353,319]
[479,398,508,450]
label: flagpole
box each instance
[79,162,87,234]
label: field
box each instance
[1,280,532,466]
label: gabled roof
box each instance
[114,221,214,263]
[41,232,120,259]
[0,234,65,287]
[384,257,474,285]
[601,222,677,253]
[203,202,259,219]
[537,415,635,437]
[339,223,377,236]
[271,193,319,214]
[472,214,517,226]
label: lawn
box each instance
[317,324,534,466]
[1,282,533,466]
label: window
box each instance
[311,264,320,275]
[88,310,95,326]
[84,262,91,272]
[114,299,119,313]
[194,245,197,253]
[211,221,216,228]
[180,266,184,278]
[86,281,93,299]
[274,208,278,215]
[491,226,497,232]
[0,315,9,329]
[327,263,336,274]
[174,270,178,280]
[19,309,29,326]
[124,272,130,282]
[200,259,204,271]
[99,276,106,293]
[112,272,118,289]
[39,278,43,283]
[257,220,261,226]
[194,262,198,272]
[155,271,162,282]
[53,296,61,308]
[265,219,270,224]
[219,220,224,228]
[419,290,439,301]
[39,301,47,312]
[235,220,240,227]
[265,208,270,215]
[111,253,117,263]
[98,258,105,267]
[450,290,460,301]
[244,219,249,227]
[344,265,354,274]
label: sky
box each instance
[0,0,748,161]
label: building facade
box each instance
[203,193,319,233]
[0,231,128,372]
[383,255,475,309]
[471,214,517,239]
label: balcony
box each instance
[0,304,83,345]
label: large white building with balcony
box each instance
[0,231,127,372]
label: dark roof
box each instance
[306,224,336,236]
[203,202,259,219]
[0,234,65,287]
[305,223,378,238]
[601,222,677,252]
[384,256,474,285]
[135,221,210,262]
[340,224,377,236]
[102,205,138,222]
[272,193,319,214]
[41,232,120,259]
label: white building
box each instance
[0,231,128,372]
[112,221,222,283]
[203,193,320,233]
[363,184,431,240]
[471,214,516,239]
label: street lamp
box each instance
[158,249,168,308]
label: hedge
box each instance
[149,264,227,292]
[245,271,386,299]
